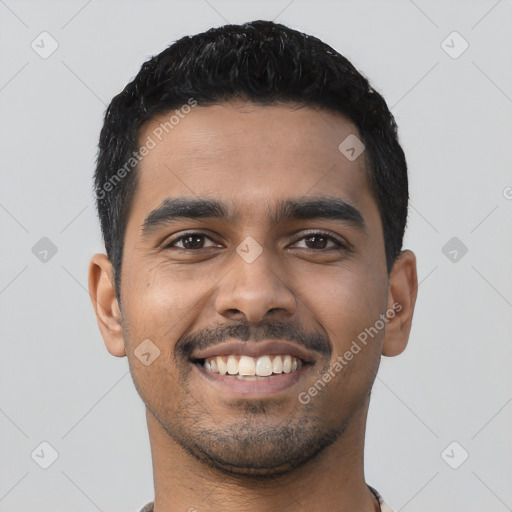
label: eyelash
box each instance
[163,230,348,251]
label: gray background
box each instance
[1,1,511,511]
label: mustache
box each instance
[176,320,331,360]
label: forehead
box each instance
[130,101,375,226]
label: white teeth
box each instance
[226,355,238,375]
[202,354,304,377]
[238,355,256,376]
[272,355,283,374]
[216,356,227,375]
[256,355,273,377]
[283,355,292,373]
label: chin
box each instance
[169,416,346,480]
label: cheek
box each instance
[123,261,211,328]
[299,267,387,407]
[301,264,387,341]
[120,269,198,414]
[314,270,386,391]
[120,261,222,387]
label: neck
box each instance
[147,395,378,512]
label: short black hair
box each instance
[94,20,408,304]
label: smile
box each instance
[202,354,304,379]
[191,340,317,395]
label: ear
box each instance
[382,250,418,357]
[88,253,126,357]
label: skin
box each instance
[89,101,417,512]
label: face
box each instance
[92,101,413,477]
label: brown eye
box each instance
[165,233,219,250]
[304,235,329,249]
[181,235,205,249]
[292,232,345,250]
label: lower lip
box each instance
[194,362,311,396]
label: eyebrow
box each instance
[141,197,228,236]
[270,196,365,229]
[140,195,365,236]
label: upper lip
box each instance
[191,340,317,364]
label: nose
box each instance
[214,242,296,324]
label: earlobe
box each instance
[88,254,126,357]
[382,250,418,357]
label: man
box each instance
[89,20,417,512]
